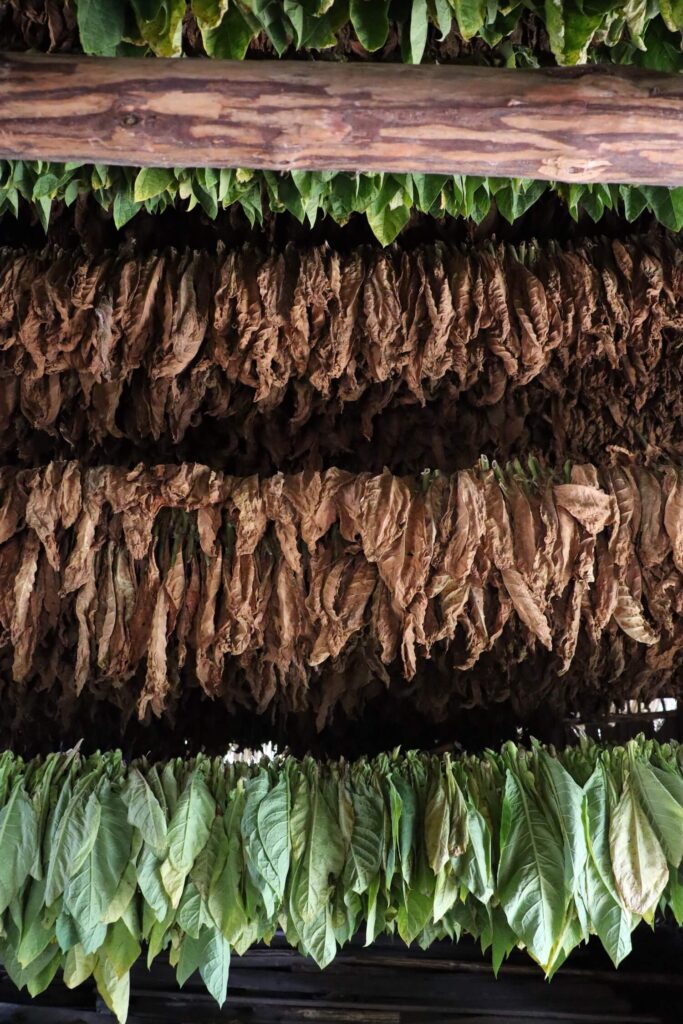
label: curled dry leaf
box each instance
[0,232,682,475]
[0,457,673,723]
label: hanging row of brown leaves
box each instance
[1,230,682,473]
[1,458,683,727]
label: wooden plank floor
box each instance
[1,928,682,1023]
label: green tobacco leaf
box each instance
[660,0,683,30]
[94,955,130,1023]
[458,804,493,903]
[289,770,344,946]
[0,786,38,913]
[65,788,132,936]
[101,860,137,925]
[45,786,100,908]
[631,760,683,866]
[425,777,450,875]
[638,186,683,231]
[17,879,54,969]
[543,0,565,61]
[350,0,390,50]
[164,770,215,880]
[209,794,248,943]
[497,771,566,966]
[76,0,126,55]
[412,173,448,214]
[638,19,683,71]
[583,767,633,965]
[199,928,230,1006]
[5,158,683,244]
[133,168,174,203]
[203,4,255,58]
[64,945,96,989]
[192,0,230,30]
[397,886,432,944]
[137,845,170,923]
[609,776,668,915]
[454,0,487,40]
[255,775,291,901]
[113,192,142,230]
[103,919,141,979]
[300,906,338,968]
[433,0,452,38]
[130,0,186,55]
[0,743,678,1013]
[366,201,410,245]
[343,781,384,895]
[539,750,587,896]
[122,769,168,859]
[177,884,204,939]
[248,0,293,54]
[409,0,429,62]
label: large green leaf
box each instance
[458,804,493,903]
[65,787,132,936]
[133,168,175,203]
[0,786,38,913]
[130,0,186,55]
[45,785,101,907]
[164,770,215,881]
[631,759,683,867]
[76,0,126,55]
[609,776,668,915]
[454,0,487,39]
[122,769,168,859]
[94,955,130,1023]
[424,776,450,875]
[242,774,290,909]
[583,767,634,966]
[497,771,566,966]
[342,780,385,894]
[289,770,344,929]
[539,750,587,897]
[199,928,230,1006]
[137,845,170,923]
[349,0,390,50]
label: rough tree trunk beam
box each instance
[1,53,683,185]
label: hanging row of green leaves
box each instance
[0,738,682,1021]
[69,0,683,69]
[3,160,683,244]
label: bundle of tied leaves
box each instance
[3,161,683,244]
[4,0,683,68]
[0,738,682,1022]
[1,230,681,472]
[2,458,683,724]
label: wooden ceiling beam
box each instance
[1,53,683,185]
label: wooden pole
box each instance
[1,53,683,185]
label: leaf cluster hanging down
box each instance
[1,231,682,473]
[4,161,683,244]
[1,458,683,721]
[0,738,681,1021]
[4,0,683,68]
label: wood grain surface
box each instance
[1,53,683,184]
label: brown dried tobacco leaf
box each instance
[0,458,674,717]
[664,468,683,573]
[1,231,683,472]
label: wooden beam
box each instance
[1,53,683,185]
